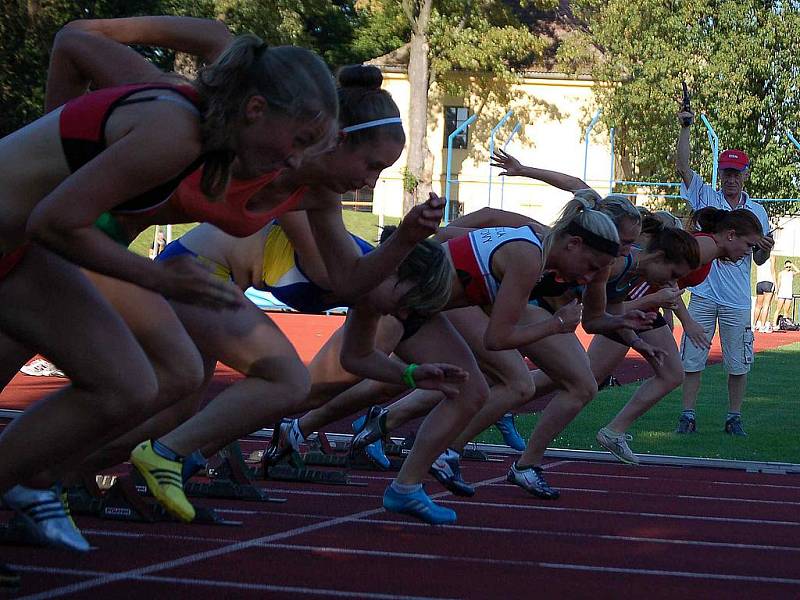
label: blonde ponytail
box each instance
[543,193,620,263]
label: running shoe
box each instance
[675,414,696,434]
[20,359,65,378]
[596,427,640,465]
[507,461,560,499]
[495,413,526,451]
[2,484,90,551]
[724,415,748,436]
[262,419,298,466]
[350,406,388,453]
[429,452,475,497]
[383,485,456,525]
[352,415,390,469]
[130,440,195,523]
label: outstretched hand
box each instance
[490,149,525,177]
[412,363,469,398]
[397,192,445,243]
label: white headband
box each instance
[341,117,403,134]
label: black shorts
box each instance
[756,281,775,294]
[601,313,669,346]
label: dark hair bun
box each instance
[379,225,398,244]
[693,207,725,232]
[641,215,666,235]
[337,64,383,90]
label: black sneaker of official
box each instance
[675,414,696,434]
[724,415,748,436]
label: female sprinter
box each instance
[595,207,765,462]
[0,30,338,550]
[24,20,443,534]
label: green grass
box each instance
[476,342,800,463]
[127,210,400,258]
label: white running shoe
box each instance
[20,359,65,377]
[3,484,90,551]
[596,427,640,465]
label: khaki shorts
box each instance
[680,294,754,375]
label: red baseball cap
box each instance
[718,149,750,171]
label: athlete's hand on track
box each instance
[619,309,657,330]
[648,286,682,310]
[553,299,582,333]
[490,149,525,177]
[631,338,668,369]
[682,318,711,350]
[398,192,444,242]
[412,363,469,398]
[159,256,243,309]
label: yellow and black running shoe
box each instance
[130,440,195,523]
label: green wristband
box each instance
[402,363,419,389]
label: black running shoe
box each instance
[429,452,475,497]
[724,415,747,436]
[507,462,560,500]
[263,419,294,466]
[350,406,388,453]
[675,414,696,434]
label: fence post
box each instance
[445,113,478,224]
[488,110,513,208]
[500,121,522,210]
[583,109,602,182]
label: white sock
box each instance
[288,419,305,450]
[390,480,422,495]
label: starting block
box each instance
[67,470,242,526]
[185,442,285,503]
[384,435,503,463]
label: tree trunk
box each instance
[403,0,433,214]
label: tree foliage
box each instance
[561,0,800,218]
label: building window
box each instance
[341,186,374,212]
[444,106,470,149]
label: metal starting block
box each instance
[384,435,502,462]
[261,449,366,487]
[67,471,242,526]
[185,442,285,503]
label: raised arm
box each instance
[46,17,232,111]
[307,192,444,302]
[491,149,589,193]
[676,109,696,188]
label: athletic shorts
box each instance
[680,293,753,375]
[756,281,774,294]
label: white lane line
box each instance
[84,519,800,554]
[544,470,800,490]
[10,566,457,600]
[439,499,800,526]
[20,463,543,600]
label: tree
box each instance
[559,0,800,219]
[355,0,558,214]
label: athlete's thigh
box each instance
[516,305,592,384]
[0,330,34,390]
[641,324,682,377]
[396,313,481,378]
[173,296,303,378]
[0,244,148,386]
[85,270,201,369]
[586,335,629,382]
[445,306,530,384]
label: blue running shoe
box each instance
[352,415,390,469]
[3,484,91,551]
[495,413,526,451]
[383,485,456,525]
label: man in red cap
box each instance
[675,108,773,437]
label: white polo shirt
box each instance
[680,171,769,309]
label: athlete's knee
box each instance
[564,372,598,407]
[252,358,311,405]
[90,366,160,425]
[461,377,490,414]
[153,353,205,407]
[661,367,684,391]
[507,371,536,406]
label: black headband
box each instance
[566,221,620,256]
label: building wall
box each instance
[374,71,613,223]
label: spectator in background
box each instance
[754,255,776,333]
[773,259,799,327]
[675,108,772,437]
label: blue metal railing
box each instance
[583,109,602,182]
[444,113,478,224]
[500,121,522,210]
[700,114,719,189]
[487,110,513,208]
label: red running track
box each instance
[2,454,799,599]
